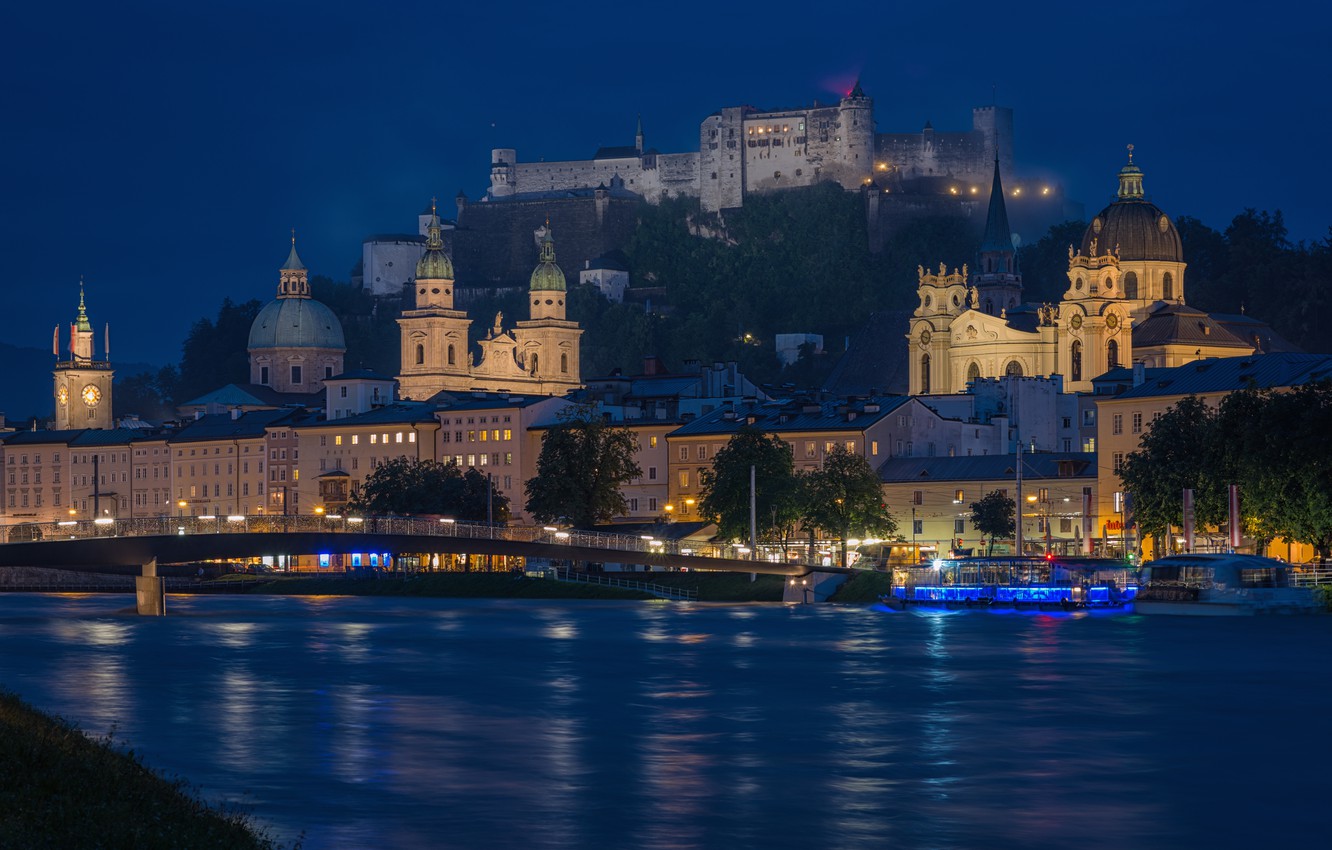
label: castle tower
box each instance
[396,200,474,400]
[513,226,583,392]
[837,79,874,190]
[54,283,114,429]
[247,233,346,393]
[972,158,1023,316]
[635,114,644,155]
[489,149,517,199]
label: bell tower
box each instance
[513,225,583,392]
[396,199,474,399]
[53,282,114,429]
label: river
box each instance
[0,594,1327,849]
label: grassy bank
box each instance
[827,570,894,603]
[0,690,283,849]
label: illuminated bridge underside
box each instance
[0,523,823,577]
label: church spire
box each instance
[635,114,644,154]
[980,158,1013,256]
[415,197,455,282]
[75,278,92,332]
[278,231,310,298]
[1117,144,1145,200]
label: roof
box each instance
[1209,313,1302,354]
[435,393,567,413]
[170,408,300,443]
[879,452,1097,484]
[1081,198,1182,262]
[2,428,90,446]
[980,159,1013,256]
[823,310,912,396]
[326,369,396,382]
[299,402,441,430]
[179,383,321,409]
[1130,302,1251,349]
[1108,352,1332,401]
[584,254,629,272]
[248,297,346,350]
[70,428,157,447]
[593,145,640,160]
[669,395,910,438]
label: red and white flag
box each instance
[1228,485,1241,551]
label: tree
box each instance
[174,298,263,404]
[524,405,642,528]
[969,490,1016,556]
[799,444,897,567]
[699,427,800,544]
[347,457,509,522]
[1119,396,1222,556]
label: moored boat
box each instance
[1134,553,1324,615]
[883,556,1137,612]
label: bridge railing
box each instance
[5,514,808,566]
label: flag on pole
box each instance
[52,325,58,357]
[1081,489,1093,555]
[1182,489,1195,553]
[1229,485,1241,551]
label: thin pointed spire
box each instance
[282,229,306,271]
[75,277,92,332]
[980,158,1013,256]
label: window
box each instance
[920,353,931,393]
[679,446,688,461]
[504,429,512,441]
[1071,340,1083,382]
[912,490,923,505]
[395,432,403,443]
[913,519,923,535]
[697,445,707,460]
[954,489,964,502]
[1132,412,1143,434]
[649,436,657,449]
[561,353,568,373]
[1123,271,1139,300]
[291,365,302,385]
[1112,414,1123,435]
[1163,272,1174,301]
[415,344,425,365]
[260,366,269,385]
[871,441,879,456]
[352,435,359,445]
[479,430,488,442]
[955,518,965,534]
[447,344,455,366]
[1114,452,1125,473]
[679,470,689,488]
[1107,339,1119,369]
[334,436,342,446]
[648,467,657,480]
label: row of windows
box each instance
[320,432,417,447]
[442,429,512,444]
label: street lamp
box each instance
[789,577,812,604]
[177,500,187,518]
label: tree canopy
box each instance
[698,427,800,543]
[969,490,1016,556]
[800,444,897,567]
[347,457,509,522]
[524,406,642,528]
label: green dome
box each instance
[416,209,454,280]
[416,247,454,280]
[248,298,346,350]
[529,230,566,292]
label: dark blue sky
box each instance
[5,0,1329,379]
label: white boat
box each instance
[1134,554,1324,615]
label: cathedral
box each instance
[907,148,1260,395]
[396,204,583,399]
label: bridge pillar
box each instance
[135,558,166,616]
[783,571,848,604]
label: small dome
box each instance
[416,247,454,280]
[530,230,566,292]
[1081,199,1183,263]
[248,298,346,350]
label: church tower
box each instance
[247,234,345,393]
[512,226,583,393]
[397,201,474,400]
[53,284,114,430]
[972,158,1023,316]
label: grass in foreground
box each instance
[0,690,285,849]
[827,569,894,603]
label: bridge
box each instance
[0,515,849,614]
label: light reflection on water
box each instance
[0,594,1329,849]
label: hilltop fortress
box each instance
[487,82,1016,213]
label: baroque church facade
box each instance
[396,206,583,400]
[908,149,1259,395]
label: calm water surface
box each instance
[0,594,1328,849]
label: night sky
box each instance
[5,0,1329,380]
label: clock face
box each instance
[920,329,932,346]
[1106,313,1119,329]
[82,384,101,407]
[57,385,69,406]
[1070,314,1084,330]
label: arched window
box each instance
[1005,360,1024,377]
[984,298,994,315]
[560,353,568,373]
[447,344,455,366]
[1123,271,1139,299]
[415,344,425,366]
[967,362,981,384]
[1107,339,1119,369]
[1071,340,1083,382]
[920,353,931,394]
[531,353,539,374]
[1163,272,1174,301]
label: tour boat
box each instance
[1133,553,1324,616]
[883,556,1137,612]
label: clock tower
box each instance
[53,284,114,430]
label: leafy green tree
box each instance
[699,427,800,544]
[1119,396,1222,555]
[1012,220,1087,305]
[524,405,642,528]
[969,490,1016,556]
[347,457,509,522]
[1255,382,1332,558]
[174,298,263,404]
[799,444,897,567]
